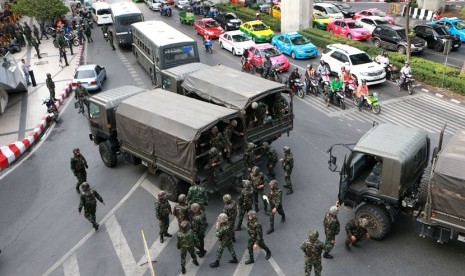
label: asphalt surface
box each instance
[0,1,465,276]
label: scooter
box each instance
[344,79,357,98]
[291,78,305,98]
[53,33,79,48]
[398,74,414,95]
[241,57,254,73]
[319,71,331,95]
[43,98,59,123]
[327,87,346,109]
[353,92,381,114]
[306,76,319,97]
[160,5,172,17]
[204,39,212,54]
[262,64,281,83]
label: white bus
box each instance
[111,2,144,46]
[91,1,112,26]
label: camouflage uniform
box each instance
[243,142,257,171]
[177,221,199,274]
[222,194,238,242]
[78,182,104,230]
[186,180,208,211]
[155,190,172,243]
[75,83,90,115]
[250,166,268,212]
[203,126,226,154]
[345,218,369,251]
[23,23,32,46]
[222,120,242,161]
[107,29,115,50]
[46,74,56,100]
[235,180,254,231]
[14,28,25,47]
[266,180,285,234]
[272,94,288,119]
[190,203,207,257]
[280,146,294,195]
[173,194,189,227]
[31,37,41,59]
[262,142,278,179]
[323,206,340,259]
[207,147,223,191]
[249,101,268,127]
[301,230,324,276]
[246,211,271,264]
[210,213,238,267]
[70,148,88,193]
[32,25,41,43]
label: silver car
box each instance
[72,64,106,92]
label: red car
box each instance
[194,18,225,39]
[247,43,290,72]
[327,19,371,41]
[353,8,395,25]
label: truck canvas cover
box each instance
[430,129,465,219]
[115,89,238,170]
[90,85,147,109]
[181,64,287,110]
[161,62,210,81]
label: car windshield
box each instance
[374,20,389,25]
[395,30,406,39]
[97,8,111,15]
[226,13,237,20]
[340,3,351,9]
[253,23,268,31]
[75,70,95,78]
[434,27,449,35]
[326,7,340,14]
[349,53,372,65]
[232,34,250,42]
[261,47,280,57]
[347,22,363,29]
[454,21,465,30]
[205,21,219,28]
[290,36,310,45]
[373,10,387,17]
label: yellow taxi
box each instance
[271,5,281,19]
[313,10,334,31]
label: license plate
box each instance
[458,234,465,242]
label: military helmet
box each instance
[80,182,90,191]
[180,220,191,230]
[309,230,319,240]
[158,190,166,198]
[252,166,260,174]
[360,218,369,227]
[191,203,200,212]
[329,206,339,216]
[73,148,80,154]
[242,179,251,188]
[218,213,228,224]
[76,81,81,85]
[262,141,270,149]
[46,73,51,77]
[269,180,278,189]
[223,194,231,203]
[247,210,257,218]
[283,146,291,153]
[211,126,219,134]
[209,147,218,156]
[247,142,256,150]
[178,194,187,203]
[251,102,258,110]
[230,119,238,127]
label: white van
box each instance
[91,1,112,25]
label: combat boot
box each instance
[160,234,164,244]
[254,204,259,212]
[164,232,172,238]
[323,252,334,259]
[229,257,238,263]
[234,224,242,231]
[193,259,199,266]
[197,249,206,258]
[93,223,99,231]
[210,260,220,268]
[281,214,286,223]
[266,226,274,234]
[245,258,254,265]
[181,266,186,274]
[286,187,293,195]
[265,250,272,260]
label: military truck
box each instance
[87,86,246,201]
[160,62,210,93]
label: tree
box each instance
[10,0,69,22]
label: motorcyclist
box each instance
[289,68,301,91]
[262,54,272,79]
[317,60,329,84]
[356,79,369,111]
[398,61,412,91]
[203,34,212,51]
[328,75,343,108]
[242,48,249,65]
[338,65,346,80]
[375,51,389,68]
[305,64,317,93]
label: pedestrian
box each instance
[261,142,278,179]
[32,24,40,44]
[77,26,85,45]
[235,180,254,231]
[70,148,88,193]
[245,210,272,264]
[280,146,294,195]
[15,28,25,47]
[108,28,116,50]
[266,180,285,234]
[84,24,93,43]
[243,142,257,171]
[78,182,105,231]
[323,205,340,259]
[250,166,268,213]
[345,218,369,251]
[210,213,238,268]
[101,24,108,39]
[45,73,56,101]
[190,203,207,257]
[20,59,31,86]
[177,221,199,274]
[207,147,223,193]
[23,22,32,46]
[57,32,69,66]
[173,194,189,227]
[31,37,42,59]
[301,230,324,276]
[155,190,172,243]
[75,81,89,115]
[186,178,208,211]
[222,119,243,163]
[222,194,237,242]
[39,22,49,40]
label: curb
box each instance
[0,45,84,171]
[417,87,464,106]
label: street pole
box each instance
[441,39,451,91]
[405,0,411,62]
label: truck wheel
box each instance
[418,165,431,205]
[159,173,179,202]
[99,142,117,167]
[356,204,391,240]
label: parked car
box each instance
[372,24,427,55]
[353,8,395,25]
[313,10,334,31]
[219,30,255,56]
[432,17,465,43]
[313,3,344,20]
[147,0,162,11]
[215,12,242,31]
[271,32,318,59]
[332,2,356,18]
[270,5,281,19]
[175,0,190,9]
[320,44,386,85]
[247,43,290,72]
[327,19,371,41]
[413,24,462,52]
[239,20,274,43]
[194,18,225,39]
[356,16,392,34]
[72,64,106,92]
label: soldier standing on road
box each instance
[207,147,223,192]
[101,24,108,39]
[222,194,237,242]
[177,221,199,274]
[78,182,105,230]
[173,194,189,227]
[32,24,41,44]
[77,26,85,45]
[84,24,93,43]
[70,148,88,193]
[210,213,238,268]
[107,28,116,50]
[280,146,294,195]
[46,73,56,101]
[345,218,369,251]
[190,203,207,257]
[187,178,208,211]
[245,210,272,264]
[250,166,268,213]
[23,22,32,46]
[222,120,243,163]
[323,205,340,259]
[75,81,90,115]
[243,142,257,172]
[266,180,285,234]
[155,190,173,243]
[260,142,278,179]
[301,230,324,276]
[235,180,254,231]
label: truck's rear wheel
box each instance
[159,173,179,202]
[418,165,431,205]
[356,204,391,240]
[99,142,117,167]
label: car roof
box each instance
[440,17,461,23]
[253,43,273,49]
[283,32,301,37]
[336,19,356,23]
[199,18,215,22]
[223,30,245,35]
[377,24,402,30]
[315,3,337,8]
[357,16,388,21]
[245,20,266,25]
[77,64,98,71]
[361,8,382,12]
[327,43,365,55]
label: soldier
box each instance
[84,24,93,43]
[46,73,56,101]
[32,24,40,44]
[39,22,49,40]
[77,26,85,45]
[323,205,340,259]
[75,81,90,115]
[155,190,172,243]
[243,142,257,172]
[201,126,225,154]
[177,221,199,274]
[190,203,207,257]
[261,142,278,179]
[173,194,189,227]
[245,210,272,264]
[345,218,369,251]
[31,37,42,59]
[222,194,237,242]
[108,28,116,50]
[272,93,288,119]
[14,28,25,47]
[210,213,238,268]
[187,178,208,211]
[250,166,268,212]
[57,31,69,66]
[101,24,108,39]
[249,101,268,127]
[222,119,243,163]
[206,147,223,192]
[300,230,324,276]
[78,182,105,231]
[266,180,285,234]
[235,180,254,231]
[70,148,88,193]
[280,146,294,195]
[23,22,32,46]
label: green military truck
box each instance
[160,62,210,93]
[87,86,246,201]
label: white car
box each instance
[314,3,344,20]
[147,0,162,11]
[219,30,255,56]
[356,16,392,34]
[320,44,386,86]
[175,0,190,9]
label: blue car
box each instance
[271,32,318,59]
[432,17,465,43]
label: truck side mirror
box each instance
[329,155,337,172]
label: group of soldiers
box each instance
[246,95,289,128]
[4,21,44,58]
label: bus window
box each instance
[163,45,195,63]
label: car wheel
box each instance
[291,51,296,59]
[347,34,352,40]
[373,39,381,48]
[232,48,236,55]
[397,46,406,55]
[220,41,224,49]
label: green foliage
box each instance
[10,0,69,21]
[460,6,465,19]
[216,3,281,31]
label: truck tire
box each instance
[159,173,179,202]
[418,165,431,205]
[356,204,391,240]
[99,142,117,167]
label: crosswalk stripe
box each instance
[182,223,218,276]
[106,215,144,276]
[263,250,285,276]
[63,253,80,276]
[232,249,255,276]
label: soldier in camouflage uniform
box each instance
[243,142,257,171]
[235,180,254,231]
[222,119,243,163]
[323,205,340,259]
[46,73,56,101]
[345,218,369,251]
[249,101,269,127]
[245,210,272,264]
[107,28,116,50]
[70,148,88,193]
[201,126,226,154]
[155,190,172,243]
[14,28,25,47]
[31,37,42,59]
[210,213,238,268]
[177,221,199,274]
[300,230,324,276]
[75,81,90,115]
[187,178,208,211]
[78,182,105,230]
[266,180,285,234]
[250,166,268,213]
[23,22,32,46]
[260,142,278,179]
[32,24,41,44]
[206,147,223,192]
[222,194,238,242]
[280,146,294,195]
[190,203,207,257]
[272,93,288,119]
[173,194,189,227]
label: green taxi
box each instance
[239,20,274,43]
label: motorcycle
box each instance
[262,64,281,83]
[160,5,172,17]
[46,26,58,38]
[344,79,357,98]
[241,57,254,73]
[397,74,414,95]
[306,76,319,97]
[326,87,346,109]
[0,40,21,55]
[204,39,212,54]
[385,64,399,82]
[291,78,305,98]
[353,92,381,114]
[43,98,59,123]
[319,71,331,95]
[53,32,80,48]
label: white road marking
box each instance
[182,224,218,276]
[63,253,80,276]
[265,251,286,276]
[232,249,255,276]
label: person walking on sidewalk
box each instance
[23,22,32,46]
[77,26,85,45]
[84,24,93,43]
[31,37,42,59]
[46,73,56,101]
[39,22,49,40]
[32,24,41,44]
[20,59,31,86]
[70,148,88,193]
[78,182,105,231]
[107,28,116,50]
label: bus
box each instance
[91,1,112,26]
[131,20,200,86]
[110,2,144,46]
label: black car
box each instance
[215,12,242,31]
[413,24,462,52]
[372,24,427,55]
[332,3,356,18]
